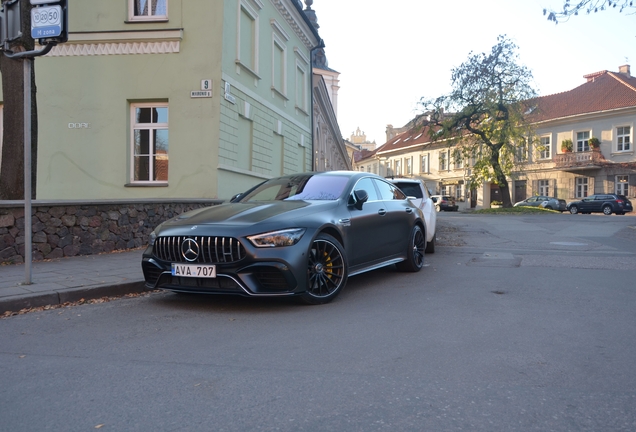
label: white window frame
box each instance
[406,157,412,175]
[439,151,447,171]
[576,177,588,198]
[395,159,402,176]
[270,20,289,99]
[616,126,632,152]
[576,131,590,152]
[129,0,168,21]
[616,175,629,195]
[130,102,169,184]
[455,184,463,200]
[236,1,260,78]
[421,154,429,174]
[294,52,309,115]
[539,179,550,196]
[539,135,551,159]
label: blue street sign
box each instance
[32,25,62,38]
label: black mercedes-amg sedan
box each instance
[141,171,427,304]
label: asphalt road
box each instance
[1,213,635,431]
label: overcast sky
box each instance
[312,0,636,145]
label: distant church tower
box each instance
[350,127,376,151]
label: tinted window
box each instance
[354,178,380,201]
[375,179,406,200]
[394,182,423,199]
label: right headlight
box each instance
[247,228,306,248]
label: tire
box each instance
[435,205,441,212]
[602,205,612,215]
[396,225,426,272]
[545,205,553,210]
[300,234,348,305]
[569,206,578,214]
[425,231,436,254]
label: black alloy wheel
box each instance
[569,206,579,214]
[301,234,347,305]
[396,225,426,272]
[603,205,613,215]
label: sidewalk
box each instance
[0,248,148,314]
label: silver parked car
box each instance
[514,196,566,212]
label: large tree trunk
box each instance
[490,147,512,207]
[0,0,37,200]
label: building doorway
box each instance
[515,180,527,203]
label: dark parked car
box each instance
[430,195,458,212]
[514,196,567,212]
[567,194,633,215]
[142,171,427,304]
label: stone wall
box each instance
[0,200,223,264]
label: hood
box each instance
[163,200,337,228]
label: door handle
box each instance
[378,209,386,216]
[405,208,413,213]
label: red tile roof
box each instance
[357,69,636,164]
[530,71,636,122]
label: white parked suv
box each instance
[388,178,437,253]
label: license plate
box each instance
[171,263,216,278]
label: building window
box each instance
[576,131,590,152]
[130,0,167,21]
[616,175,629,195]
[272,37,286,97]
[576,177,588,198]
[453,149,463,169]
[455,184,463,200]
[237,1,260,76]
[439,151,447,171]
[395,159,402,176]
[515,138,528,162]
[617,126,631,152]
[406,157,412,175]
[295,56,309,114]
[539,179,550,196]
[421,154,429,173]
[539,136,551,159]
[131,103,169,183]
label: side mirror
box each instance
[431,197,438,203]
[352,189,369,210]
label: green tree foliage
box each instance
[544,0,635,22]
[419,36,537,208]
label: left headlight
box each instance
[247,228,306,248]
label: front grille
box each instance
[154,236,245,264]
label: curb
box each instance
[1,281,150,314]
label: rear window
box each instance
[394,183,423,199]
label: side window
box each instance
[130,103,169,184]
[130,0,168,21]
[354,178,379,201]
[374,179,406,201]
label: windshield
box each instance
[240,174,349,202]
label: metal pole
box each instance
[24,57,32,285]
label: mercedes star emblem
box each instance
[181,238,200,262]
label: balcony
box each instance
[554,150,605,171]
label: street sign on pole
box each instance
[31,5,63,39]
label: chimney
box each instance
[619,64,631,77]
